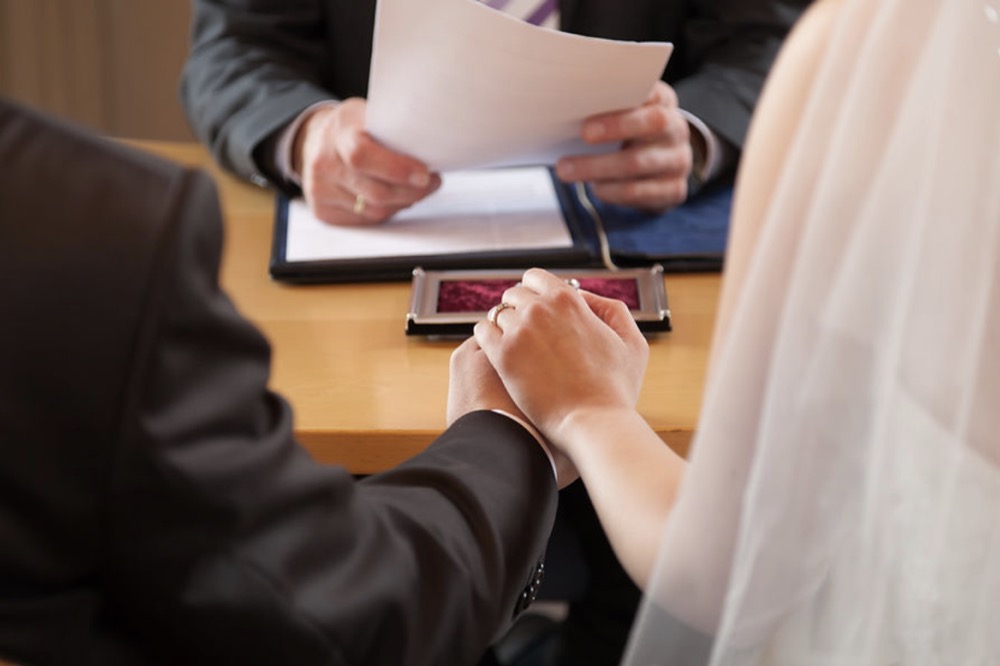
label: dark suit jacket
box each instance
[180,0,809,190]
[0,98,556,666]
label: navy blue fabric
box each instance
[570,184,733,271]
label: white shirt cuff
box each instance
[274,100,341,186]
[679,109,726,183]
[491,409,558,482]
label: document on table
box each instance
[365,0,673,172]
[283,167,575,263]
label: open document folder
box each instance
[365,0,673,171]
[270,167,598,283]
[269,168,733,284]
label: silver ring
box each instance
[487,302,514,327]
[353,193,366,215]
[565,278,581,290]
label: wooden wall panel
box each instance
[104,0,193,140]
[0,0,193,140]
[0,0,109,131]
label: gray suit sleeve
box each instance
[672,0,810,151]
[107,167,558,666]
[179,0,335,185]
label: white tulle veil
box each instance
[623,0,1000,663]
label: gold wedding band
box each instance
[353,193,366,215]
[487,302,514,327]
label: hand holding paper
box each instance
[295,99,442,226]
[555,80,695,212]
[365,0,673,172]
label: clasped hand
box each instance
[294,81,692,226]
[447,269,650,485]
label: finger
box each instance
[485,301,517,331]
[579,291,646,349]
[318,97,434,190]
[568,82,675,150]
[519,268,577,295]
[303,179,353,212]
[447,336,484,425]
[497,283,539,311]
[352,170,443,209]
[557,140,691,184]
[589,175,689,211]
[312,157,440,212]
[302,151,400,224]
[304,180,391,226]
[493,270,575,320]
[578,98,686,147]
[309,192,406,226]
[575,81,675,140]
[644,79,678,108]
[452,334,481,361]
[334,127,437,191]
[473,318,503,358]
[308,172,442,224]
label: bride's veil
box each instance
[623,0,1000,663]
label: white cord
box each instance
[573,181,620,271]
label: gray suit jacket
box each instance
[0,98,556,666]
[181,0,809,190]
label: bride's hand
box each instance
[473,268,649,452]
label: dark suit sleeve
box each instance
[180,0,336,186]
[106,168,557,666]
[671,0,810,151]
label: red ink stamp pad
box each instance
[406,266,671,336]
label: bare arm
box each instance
[474,269,684,589]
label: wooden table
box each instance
[136,141,720,474]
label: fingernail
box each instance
[410,171,430,187]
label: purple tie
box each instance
[482,0,558,26]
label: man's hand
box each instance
[448,336,523,425]
[292,99,442,225]
[449,336,578,488]
[555,81,693,212]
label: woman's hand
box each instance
[473,268,649,453]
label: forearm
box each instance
[180,0,333,181]
[107,168,558,664]
[555,407,686,591]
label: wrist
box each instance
[288,101,339,180]
[491,409,557,482]
[550,405,644,463]
[679,109,737,194]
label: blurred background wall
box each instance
[0,0,194,140]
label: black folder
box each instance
[269,171,730,284]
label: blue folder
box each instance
[570,182,731,273]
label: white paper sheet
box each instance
[284,167,574,262]
[365,0,673,172]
